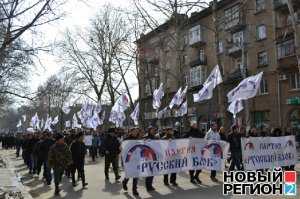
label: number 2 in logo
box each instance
[284,183,296,196]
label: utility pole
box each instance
[286,0,300,72]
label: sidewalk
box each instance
[0,150,32,199]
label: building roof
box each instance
[136,0,235,43]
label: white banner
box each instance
[241,136,297,170]
[121,138,229,178]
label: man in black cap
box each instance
[70,132,88,188]
[102,128,121,182]
[48,133,72,195]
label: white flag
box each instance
[100,111,106,125]
[227,72,263,103]
[31,113,39,129]
[109,94,130,127]
[204,65,223,88]
[52,116,59,125]
[90,113,101,130]
[177,100,188,116]
[109,110,126,127]
[65,121,71,128]
[157,107,168,119]
[62,105,71,114]
[153,83,164,110]
[72,114,81,129]
[40,118,45,129]
[193,81,214,102]
[193,65,222,103]
[179,86,188,105]
[94,103,102,114]
[22,115,26,122]
[169,87,182,109]
[228,99,244,118]
[44,116,52,131]
[130,103,139,126]
[16,120,22,128]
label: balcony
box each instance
[275,25,294,40]
[227,44,243,57]
[274,0,300,12]
[189,56,207,67]
[277,39,298,70]
[224,13,246,32]
[225,68,244,84]
[189,25,206,47]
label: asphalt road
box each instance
[1,149,299,199]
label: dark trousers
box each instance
[145,176,154,189]
[104,155,119,179]
[211,170,216,178]
[189,170,201,180]
[16,146,21,157]
[37,159,52,183]
[123,178,138,191]
[71,164,85,185]
[53,167,64,189]
[164,173,176,184]
[229,152,242,171]
[91,146,98,161]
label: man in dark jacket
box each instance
[144,126,159,191]
[163,127,178,186]
[228,125,243,171]
[36,132,54,184]
[122,128,140,196]
[70,132,88,188]
[102,128,121,182]
[48,133,72,195]
[186,121,204,184]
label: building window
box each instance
[289,72,300,90]
[225,4,240,29]
[277,39,295,59]
[256,0,265,12]
[252,111,270,128]
[290,109,300,131]
[189,65,206,87]
[199,49,205,62]
[189,25,202,45]
[218,41,224,53]
[258,51,268,66]
[232,31,244,45]
[259,78,268,95]
[257,25,267,40]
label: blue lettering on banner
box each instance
[139,158,188,174]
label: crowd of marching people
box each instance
[0,121,297,196]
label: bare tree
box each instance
[60,5,137,107]
[0,0,66,103]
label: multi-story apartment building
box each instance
[136,0,300,137]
